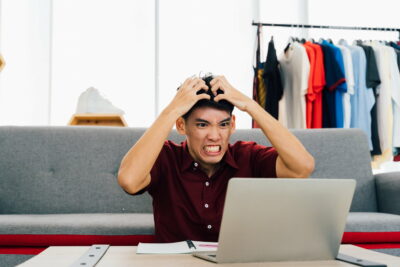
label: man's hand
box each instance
[166,76,210,117]
[210,76,253,112]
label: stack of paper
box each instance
[136,240,218,254]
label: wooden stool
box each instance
[68,113,128,127]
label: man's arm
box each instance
[118,77,209,194]
[211,76,314,178]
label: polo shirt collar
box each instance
[181,141,239,171]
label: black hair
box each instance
[181,74,234,120]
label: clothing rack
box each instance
[252,21,400,40]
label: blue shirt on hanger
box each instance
[319,40,347,128]
[339,40,375,150]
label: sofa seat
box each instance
[0,213,155,247]
[343,212,400,251]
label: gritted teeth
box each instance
[204,145,221,153]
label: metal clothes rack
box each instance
[252,21,400,40]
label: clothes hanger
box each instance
[284,36,295,53]
[307,37,315,43]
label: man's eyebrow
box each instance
[194,119,210,123]
[194,117,231,124]
[219,117,232,123]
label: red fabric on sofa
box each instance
[0,247,47,255]
[0,234,156,247]
[342,232,400,244]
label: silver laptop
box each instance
[193,178,356,263]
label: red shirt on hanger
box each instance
[304,42,326,128]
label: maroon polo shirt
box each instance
[146,140,278,242]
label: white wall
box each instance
[0,0,51,125]
[51,0,155,126]
[259,0,308,54]
[308,0,400,41]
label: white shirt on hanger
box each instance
[278,42,310,129]
[370,41,394,154]
[388,47,400,149]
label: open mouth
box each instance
[203,145,221,154]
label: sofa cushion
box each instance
[343,212,400,243]
[0,213,154,235]
[375,172,400,215]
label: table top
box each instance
[18,245,400,267]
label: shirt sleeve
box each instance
[250,143,279,178]
[132,141,169,195]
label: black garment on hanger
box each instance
[263,38,283,119]
[358,44,381,156]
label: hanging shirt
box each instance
[257,65,266,109]
[305,42,326,128]
[337,42,355,128]
[389,42,400,72]
[252,25,265,128]
[303,43,316,128]
[263,39,283,119]
[319,40,347,128]
[388,47,400,150]
[341,41,375,150]
[369,41,400,154]
[279,42,310,129]
[357,43,381,155]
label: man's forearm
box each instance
[246,100,315,178]
[118,107,179,193]
[118,77,210,193]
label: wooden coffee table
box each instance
[17,245,400,267]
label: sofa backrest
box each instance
[0,126,376,214]
[0,126,152,214]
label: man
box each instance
[118,74,314,242]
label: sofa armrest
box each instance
[375,171,400,215]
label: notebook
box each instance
[193,178,356,264]
[137,240,218,254]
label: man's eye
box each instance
[220,122,230,127]
[196,123,207,127]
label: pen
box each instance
[186,240,196,250]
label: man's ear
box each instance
[176,117,186,135]
[230,114,236,134]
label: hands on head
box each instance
[169,74,252,118]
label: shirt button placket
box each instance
[193,162,198,171]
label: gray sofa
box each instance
[1,126,399,266]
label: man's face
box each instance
[177,107,236,171]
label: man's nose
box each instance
[207,126,220,141]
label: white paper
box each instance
[136,241,218,254]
